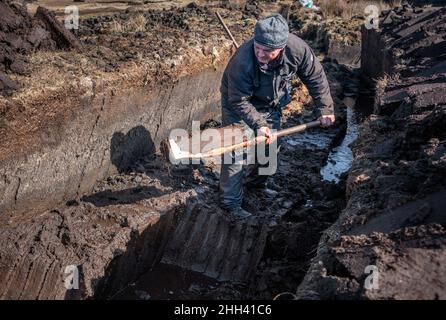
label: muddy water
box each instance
[320,106,359,183]
[285,105,359,184]
[285,129,333,149]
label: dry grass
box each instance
[110,19,124,33]
[318,0,402,19]
[14,50,98,103]
[110,13,147,33]
[127,13,147,32]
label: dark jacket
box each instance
[220,34,334,129]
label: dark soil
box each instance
[0,0,444,301]
[297,3,446,300]
[0,0,80,95]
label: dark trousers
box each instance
[219,107,282,210]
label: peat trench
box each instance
[0,1,367,300]
[1,0,443,301]
[98,59,362,300]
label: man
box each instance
[219,13,335,219]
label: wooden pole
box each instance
[215,11,239,49]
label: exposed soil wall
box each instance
[297,3,446,300]
[0,155,199,299]
[1,0,250,215]
[0,66,223,215]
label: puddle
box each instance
[286,131,332,149]
[284,104,359,184]
[321,106,359,183]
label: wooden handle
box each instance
[202,136,265,158]
[215,11,239,49]
[276,120,321,138]
[200,120,321,158]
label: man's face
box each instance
[254,42,284,65]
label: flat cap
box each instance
[254,14,289,49]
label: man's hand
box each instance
[319,114,336,127]
[258,126,275,144]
